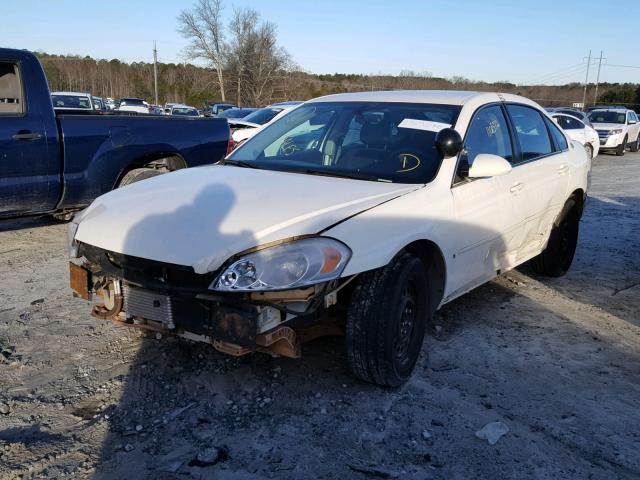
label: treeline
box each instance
[37,52,640,111]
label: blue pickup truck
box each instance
[0,48,230,218]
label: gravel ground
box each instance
[0,151,639,479]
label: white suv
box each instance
[69,91,590,386]
[588,108,640,155]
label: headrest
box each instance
[360,119,389,148]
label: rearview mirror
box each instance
[468,154,512,178]
[435,128,463,158]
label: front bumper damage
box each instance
[70,243,346,358]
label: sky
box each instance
[4,0,640,85]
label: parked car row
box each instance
[547,105,640,157]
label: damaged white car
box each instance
[69,91,590,386]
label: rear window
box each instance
[243,108,282,125]
[0,61,23,115]
[51,94,92,109]
[121,98,145,106]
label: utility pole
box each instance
[581,50,591,111]
[153,41,159,106]
[593,50,603,106]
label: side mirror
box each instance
[468,154,512,178]
[629,120,637,125]
[435,128,463,158]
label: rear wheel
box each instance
[630,136,640,152]
[346,253,430,387]
[615,136,627,156]
[118,168,163,187]
[530,199,580,277]
[584,143,593,159]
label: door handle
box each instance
[557,164,569,174]
[12,132,42,141]
[509,182,523,193]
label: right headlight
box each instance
[212,237,351,292]
[610,129,623,135]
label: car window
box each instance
[51,94,92,109]
[0,62,23,115]
[243,108,282,125]
[555,115,584,130]
[506,104,553,161]
[545,117,568,151]
[230,101,461,184]
[460,105,513,172]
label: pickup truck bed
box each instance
[0,48,229,218]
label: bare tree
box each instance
[227,11,291,106]
[177,0,227,101]
[228,8,259,106]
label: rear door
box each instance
[500,104,571,261]
[0,56,60,215]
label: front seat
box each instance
[339,117,391,170]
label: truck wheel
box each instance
[615,136,627,156]
[346,252,430,387]
[118,168,162,187]
[530,199,580,277]
[584,143,593,159]
[630,136,639,152]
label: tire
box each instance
[630,136,639,152]
[530,199,580,277]
[346,252,430,387]
[615,136,627,156]
[584,143,593,159]
[118,168,163,187]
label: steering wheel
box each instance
[278,136,298,156]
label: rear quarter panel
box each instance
[57,115,228,208]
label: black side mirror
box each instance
[436,128,463,158]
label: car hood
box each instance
[591,122,625,131]
[228,119,260,128]
[74,165,419,273]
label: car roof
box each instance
[306,90,537,107]
[51,91,91,96]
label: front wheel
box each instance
[118,168,163,188]
[616,136,627,156]
[346,253,430,387]
[530,199,580,277]
[630,136,640,152]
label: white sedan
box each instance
[551,113,599,158]
[69,91,590,387]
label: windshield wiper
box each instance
[219,159,261,169]
[294,167,390,182]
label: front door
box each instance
[448,104,516,296]
[0,59,58,216]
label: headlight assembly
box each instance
[212,237,351,292]
[610,129,623,135]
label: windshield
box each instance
[172,107,198,116]
[588,110,626,124]
[227,101,461,184]
[242,107,282,125]
[51,95,91,109]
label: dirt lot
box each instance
[1,151,639,480]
